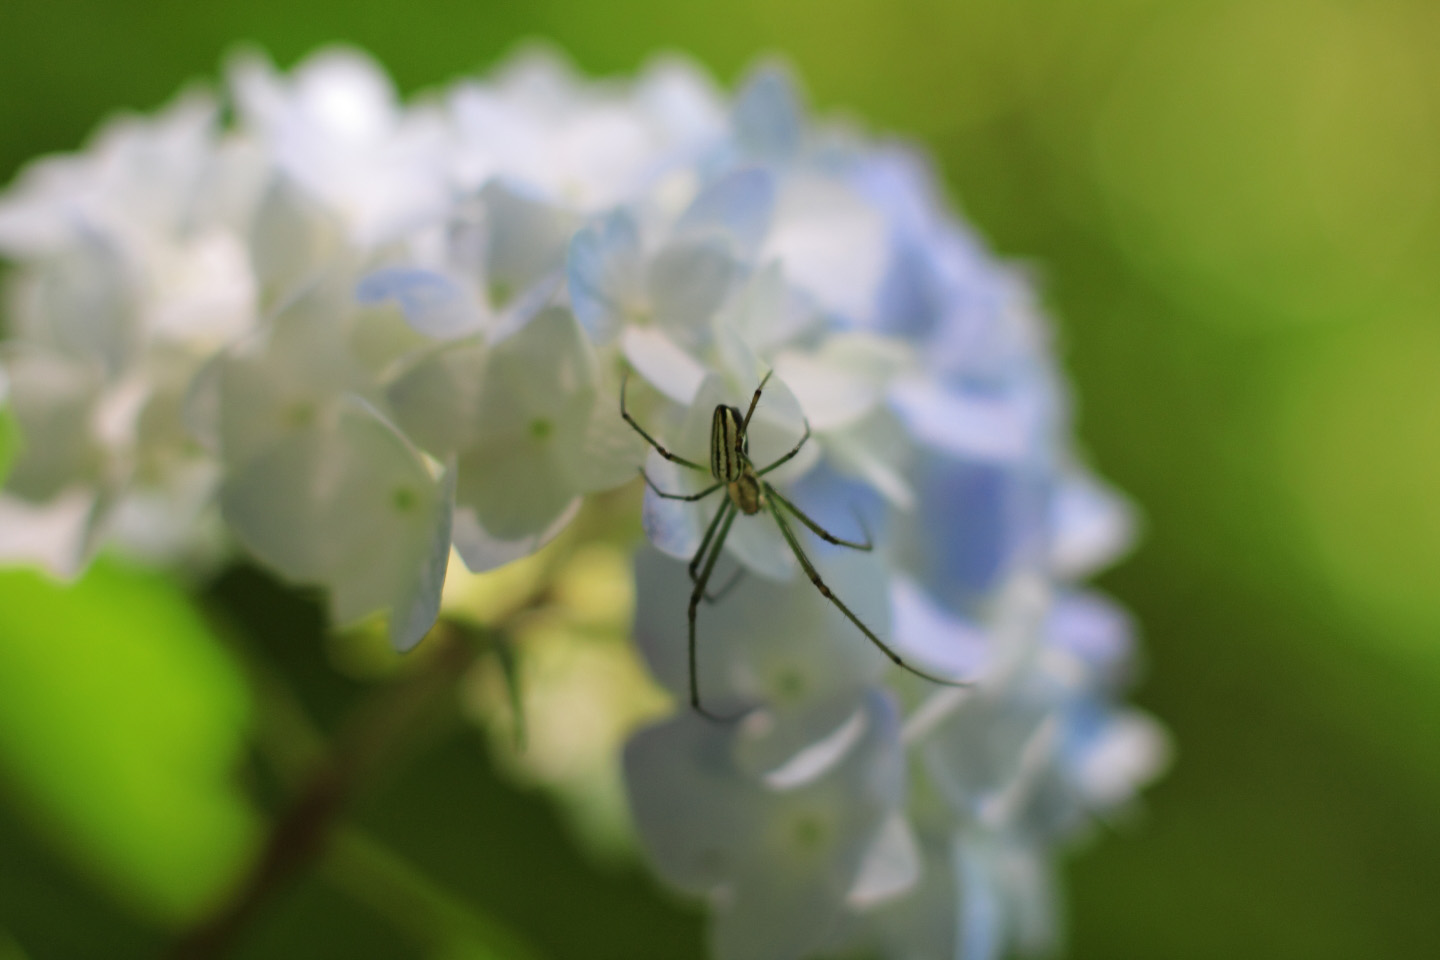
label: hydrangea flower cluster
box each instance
[0,46,1166,960]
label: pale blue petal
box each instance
[733,65,803,160]
[889,576,989,681]
[955,837,1004,960]
[1049,470,1138,578]
[640,450,707,561]
[889,378,1036,463]
[897,449,1048,618]
[1046,590,1133,680]
[567,209,641,344]
[677,167,776,257]
[357,267,484,340]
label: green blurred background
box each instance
[2,0,1439,957]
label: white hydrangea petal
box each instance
[825,837,958,960]
[458,306,593,540]
[476,306,596,428]
[647,237,737,337]
[713,690,903,960]
[921,694,1053,819]
[823,407,916,510]
[457,436,579,542]
[220,399,440,611]
[621,325,706,405]
[24,235,136,375]
[0,349,104,501]
[710,312,766,396]
[754,702,864,794]
[954,836,1061,960]
[479,180,579,301]
[143,228,257,349]
[389,459,455,652]
[450,496,580,574]
[215,292,372,468]
[676,167,776,258]
[560,363,650,493]
[721,507,796,582]
[624,711,773,894]
[1050,469,1138,578]
[247,175,343,307]
[384,340,487,458]
[357,267,485,340]
[772,332,912,432]
[845,813,922,909]
[0,490,96,578]
[772,351,878,432]
[635,55,727,146]
[715,262,819,354]
[633,539,887,709]
[764,175,887,325]
[233,47,449,247]
[712,866,849,960]
[568,209,643,344]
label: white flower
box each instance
[626,690,904,960]
[0,90,263,574]
[0,46,1166,960]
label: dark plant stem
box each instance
[167,627,476,960]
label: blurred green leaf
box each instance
[0,559,260,926]
[0,405,16,487]
[323,829,542,960]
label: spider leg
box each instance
[755,420,812,477]
[766,484,872,551]
[685,498,745,603]
[698,566,746,605]
[739,370,775,434]
[689,502,740,720]
[766,498,970,689]
[641,470,722,502]
[621,373,707,472]
[689,497,733,580]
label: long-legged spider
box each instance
[622,371,968,719]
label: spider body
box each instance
[709,403,765,515]
[622,371,966,719]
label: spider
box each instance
[622,370,967,719]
